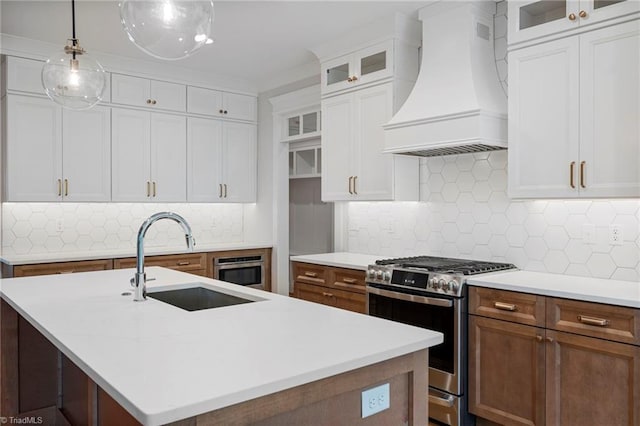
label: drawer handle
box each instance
[304,272,318,278]
[177,261,190,266]
[322,292,334,297]
[494,301,517,312]
[535,335,543,342]
[578,315,610,327]
[56,270,75,274]
[342,278,358,284]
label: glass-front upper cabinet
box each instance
[509,0,639,45]
[284,109,321,142]
[321,40,393,95]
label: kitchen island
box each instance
[0,267,442,425]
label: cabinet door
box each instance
[579,20,640,197]
[150,80,186,112]
[331,287,366,314]
[187,117,223,202]
[508,0,578,45]
[5,56,47,96]
[294,282,335,308]
[221,122,256,202]
[111,74,150,107]
[354,40,393,87]
[352,83,394,200]
[321,52,353,94]
[150,113,186,202]
[321,93,354,201]
[187,86,223,116]
[584,0,640,25]
[62,106,111,201]
[469,315,546,426]
[546,330,640,426]
[222,92,257,122]
[508,36,580,198]
[111,108,151,201]
[5,95,62,201]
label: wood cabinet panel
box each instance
[114,253,207,277]
[546,330,640,426]
[12,259,113,277]
[292,262,366,314]
[547,297,640,345]
[469,315,546,426]
[469,287,546,327]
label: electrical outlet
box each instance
[361,383,390,418]
[56,219,64,233]
[582,224,596,245]
[609,224,623,245]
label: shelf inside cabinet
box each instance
[289,145,322,179]
[519,1,567,30]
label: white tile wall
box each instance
[2,203,244,256]
[347,151,640,282]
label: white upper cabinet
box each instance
[187,86,257,122]
[321,40,394,95]
[112,108,186,202]
[509,0,640,45]
[111,73,186,112]
[322,83,418,201]
[509,19,639,198]
[2,56,111,102]
[187,117,257,203]
[4,95,110,202]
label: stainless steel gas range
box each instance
[366,256,517,426]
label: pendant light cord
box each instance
[71,0,77,59]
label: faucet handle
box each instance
[130,276,135,287]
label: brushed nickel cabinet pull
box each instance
[322,292,334,297]
[146,99,152,105]
[578,315,610,327]
[223,183,228,198]
[304,271,317,278]
[219,184,223,198]
[177,261,190,266]
[152,181,157,197]
[580,161,586,188]
[56,270,75,274]
[342,278,358,284]
[57,179,62,196]
[348,176,353,194]
[546,336,554,343]
[353,176,358,194]
[570,162,576,189]
[146,181,151,197]
[64,179,69,196]
[568,12,577,21]
[536,335,543,342]
[494,301,517,312]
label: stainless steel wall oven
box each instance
[214,254,264,290]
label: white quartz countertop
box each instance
[0,242,273,265]
[0,267,442,425]
[289,252,382,271]
[468,270,640,308]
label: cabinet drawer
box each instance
[332,268,366,294]
[292,262,327,285]
[469,287,545,327]
[114,253,206,273]
[293,281,334,308]
[547,298,640,345]
[13,259,113,277]
[294,281,366,314]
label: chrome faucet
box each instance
[131,212,195,301]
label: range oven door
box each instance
[366,284,463,396]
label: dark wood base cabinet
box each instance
[469,287,640,426]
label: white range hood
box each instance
[383,1,507,157]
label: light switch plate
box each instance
[361,383,390,418]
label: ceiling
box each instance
[0,1,429,92]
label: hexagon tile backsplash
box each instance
[2,203,244,256]
[347,151,640,282]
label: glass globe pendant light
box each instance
[119,0,214,61]
[41,0,106,110]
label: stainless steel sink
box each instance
[148,284,255,311]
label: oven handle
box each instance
[366,286,453,308]
[216,261,263,270]
[428,391,455,408]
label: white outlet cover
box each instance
[361,383,390,418]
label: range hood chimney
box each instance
[383,1,507,157]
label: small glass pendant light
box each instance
[119,0,214,61]
[41,0,106,110]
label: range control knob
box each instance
[448,280,459,293]
[438,279,447,290]
[382,271,391,281]
[376,270,383,279]
[430,277,439,289]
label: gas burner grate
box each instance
[375,255,516,275]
